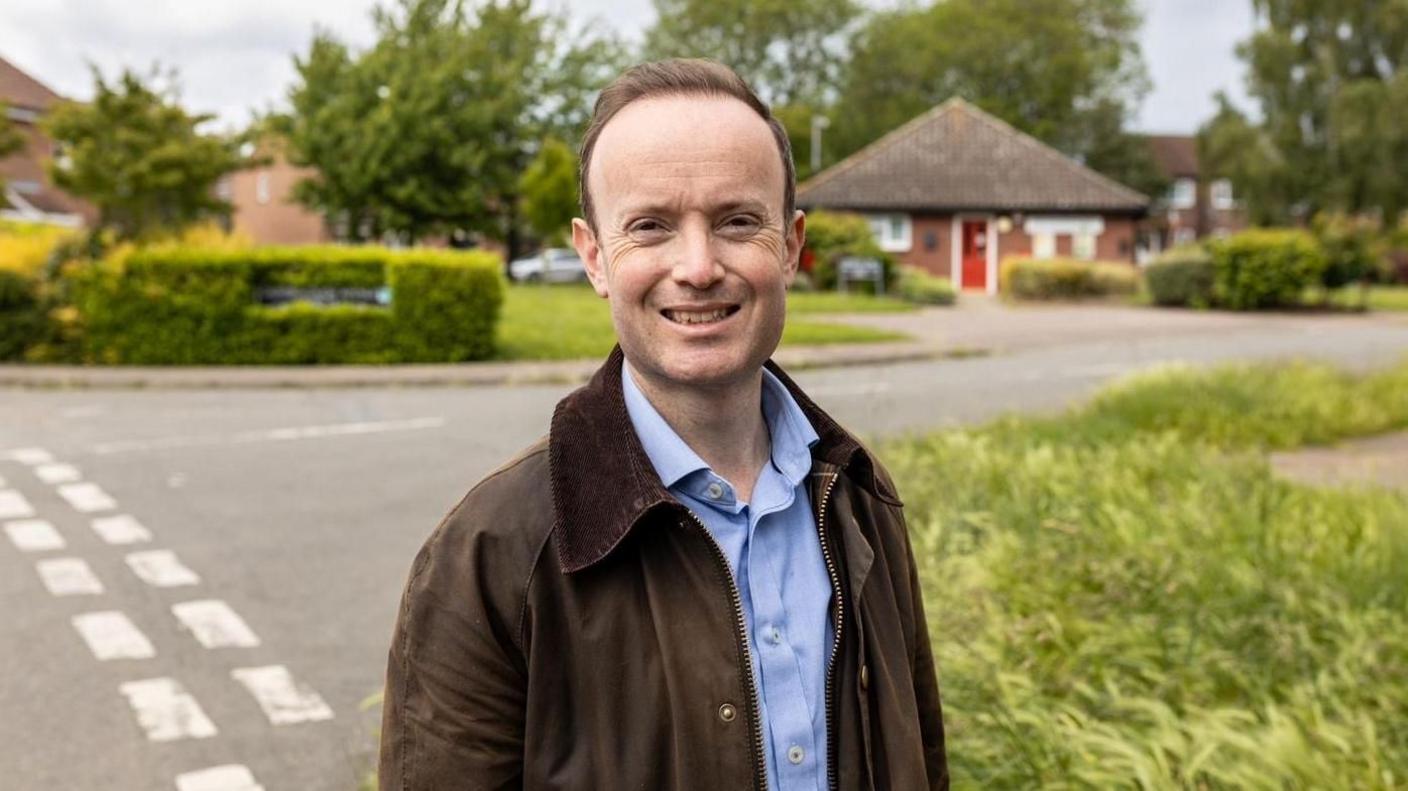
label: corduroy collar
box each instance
[548,346,899,573]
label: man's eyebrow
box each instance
[616,198,772,219]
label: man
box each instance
[380,59,947,790]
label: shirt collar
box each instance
[621,363,820,493]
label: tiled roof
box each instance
[0,55,62,113]
[1144,134,1200,178]
[798,97,1148,214]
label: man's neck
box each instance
[626,361,771,503]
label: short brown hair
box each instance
[578,58,796,231]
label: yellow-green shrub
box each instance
[1208,229,1327,309]
[1000,256,1140,300]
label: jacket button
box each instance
[860,664,870,691]
[718,703,737,723]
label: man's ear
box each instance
[784,209,806,287]
[572,218,610,298]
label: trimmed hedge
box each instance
[1145,244,1215,307]
[74,245,503,364]
[1207,229,1327,310]
[0,270,47,361]
[1001,257,1140,300]
[895,265,956,305]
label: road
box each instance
[1,308,1405,790]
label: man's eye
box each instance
[629,220,666,235]
[722,216,761,232]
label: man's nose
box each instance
[671,224,723,289]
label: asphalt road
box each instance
[2,311,1406,790]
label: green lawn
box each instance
[891,358,1408,787]
[1313,285,1408,312]
[495,284,907,361]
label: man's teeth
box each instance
[666,308,731,324]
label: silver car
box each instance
[508,248,588,283]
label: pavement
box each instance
[1271,430,1408,490]
[1,294,1402,389]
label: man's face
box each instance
[572,95,804,393]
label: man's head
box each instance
[572,59,805,393]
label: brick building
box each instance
[1143,134,1247,254]
[0,55,94,227]
[797,98,1149,294]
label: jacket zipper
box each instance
[682,511,770,791]
[816,472,843,791]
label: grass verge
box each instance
[889,358,1408,787]
[496,284,907,361]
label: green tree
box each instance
[41,68,243,241]
[282,0,622,253]
[831,0,1158,193]
[1204,0,1408,224]
[518,137,577,246]
[0,102,25,194]
[643,0,861,107]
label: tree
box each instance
[1203,0,1408,224]
[518,137,577,246]
[642,0,861,108]
[281,0,623,252]
[831,0,1159,193]
[0,103,24,194]
[42,68,244,241]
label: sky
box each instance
[0,0,1255,136]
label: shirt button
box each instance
[705,482,724,500]
[767,626,782,645]
[787,746,805,765]
[718,703,737,722]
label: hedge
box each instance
[74,245,503,364]
[1000,257,1140,300]
[0,270,48,361]
[1145,244,1215,307]
[1207,229,1327,310]
[895,265,956,305]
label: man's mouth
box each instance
[661,305,741,325]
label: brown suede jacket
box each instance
[380,348,948,790]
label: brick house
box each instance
[220,137,332,245]
[0,55,94,227]
[797,98,1149,294]
[1142,134,1247,254]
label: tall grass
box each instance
[890,359,1408,788]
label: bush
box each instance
[1145,244,1216,307]
[73,245,503,364]
[0,269,48,360]
[1312,213,1378,289]
[1000,257,1140,300]
[1208,229,1327,310]
[803,210,896,291]
[895,265,956,305]
[0,220,77,277]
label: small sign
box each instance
[837,256,885,295]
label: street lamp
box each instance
[810,115,830,174]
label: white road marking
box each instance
[35,463,82,484]
[0,489,36,520]
[231,665,334,725]
[91,514,153,545]
[175,764,265,791]
[91,416,446,455]
[36,558,104,595]
[71,611,156,660]
[126,550,201,587]
[119,677,218,741]
[173,600,261,649]
[4,519,65,552]
[57,482,118,513]
[8,447,54,465]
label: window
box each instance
[1211,179,1235,210]
[1169,178,1196,210]
[865,213,912,253]
[256,172,271,205]
[1032,233,1056,260]
[1173,227,1197,245]
[1073,233,1096,261]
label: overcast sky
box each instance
[0,0,1254,135]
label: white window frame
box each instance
[1170,178,1196,210]
[1032,232,1056,260]
[866,213,912,253]
[1072,233,1097,261]
[255,172,271,206]
[1210,179,1235,210]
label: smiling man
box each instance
[380,59,947,791]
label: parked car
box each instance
[508,248,588,283]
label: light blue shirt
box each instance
[623,365,833,791]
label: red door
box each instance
[961,221,988,290]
